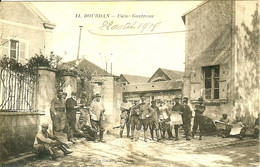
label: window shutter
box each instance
[191,67,202,83]
[219,81,227,100]
[190,84,202,101]
[19,42,26,64]
[219,64,228,81]
[190,67,202,100]
[219,64,228,100]
[1,39,9,57]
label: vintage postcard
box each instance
[0,1,259,166]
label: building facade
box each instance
[0,2,55,64]
[122,68,184,103]
[182,0,259,121]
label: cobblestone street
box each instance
[4,130,259,167]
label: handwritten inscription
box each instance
[99,21,161,33]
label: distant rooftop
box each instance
[120,74,150,84]
[60,57,109,78]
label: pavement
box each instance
[1,130,259,167]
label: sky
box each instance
[33,1,202,77]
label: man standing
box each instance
[34,123,72,160]
[89,93,105,143]
[132,96,153,142]
[192,97,206,140]
[119,98,133,138]
[66,92,78,142]
[158,101,172,140]
[130,100,141,141]
[182,97,192,140]
[149,101,161,142]
[254,113,260,139]
[171,97,184,141]
[50,90,74,143]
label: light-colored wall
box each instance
[184,0,259,123]
[63,75,77,98]
[183,0,234,119]
[234,1,259,118]
[35,68,56,132]
[0,2,54,63]
[92,75,123,131]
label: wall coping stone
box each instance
[0,112,45,116]
[38,67,57,72]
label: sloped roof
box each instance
[148,68,184,82]
[160,68,184,80]
[60,57,109,77]
[120,74,150,84]
[23,2,55,28]
[123,80,183,93]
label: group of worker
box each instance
[34,90,105,160]
[119,96,206,142]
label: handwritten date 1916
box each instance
[99,21,161,33]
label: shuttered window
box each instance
[10,40,19,60]
[203,65,220,99]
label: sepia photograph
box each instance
[0,0,259,166]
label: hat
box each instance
[183,98,188,102]
[41,123,49,128]
[140,96,146,99]
[222,114,227,117]
[174,97,180,100]
[94,93,101,97]
[198,97,203,101]
[71,92,77,96]
[183,97,189,100]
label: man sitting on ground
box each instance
[34,123,73,160]
[74,111,96,141]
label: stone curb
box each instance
[0,152,37,166]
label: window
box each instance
[203,65,219,99]
[10,40,19,60]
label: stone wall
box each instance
[0,112,44,161]
[35,67,56,133]
[91,75,122,131]
[62,75,77,98]
[183,0,235,119]
[233,1,259,121]
[183,0,259,123]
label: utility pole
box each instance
[77,26,83,60]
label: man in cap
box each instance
[171,97,184,141]
[192,97,206,139]
[89,93,106,142]
[119,98,133,138]
[130,100,141,141]
[34,123,73,160]
[50,90,74,143]
[132,96,154,142]
[182,97,192,140]
[149,101,161,141]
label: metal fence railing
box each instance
[0,68,36,112]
